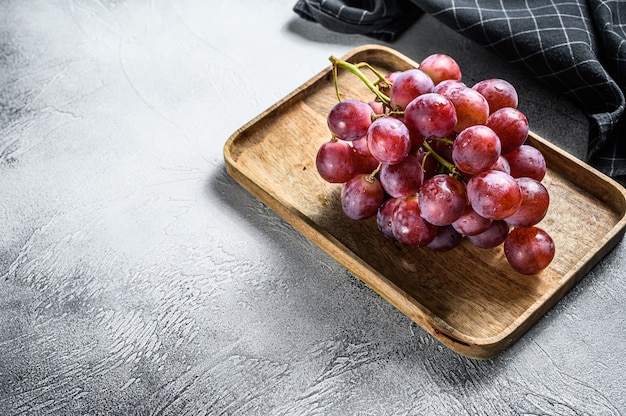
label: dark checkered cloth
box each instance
[293,0,626,177]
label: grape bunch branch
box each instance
[316,53,555,275]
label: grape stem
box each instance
[430,137,454,146]
[367,162,383,183]
[329,55,391,105]
[422,140,461,178]
[372,110,404,121]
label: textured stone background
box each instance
[1,1,625,414]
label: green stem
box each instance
[354,62,390,86]
[422,140,460,177]
[367,162,383,182]
[329,56,391,105]
[430,136,455,146]
[332,63,341,102]
[372,110,404,121]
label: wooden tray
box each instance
[223,44,626,359]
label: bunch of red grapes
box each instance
[316,53,555,275]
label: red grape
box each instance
[327,99,373,141]
[472,78,518,113]
[391,196,438,246]
[452,125,501,175]
[386,71,402,83]
[430,137,454,163]
[485,107,529,154]
[316,140,357,183]
[389,68,435,110]
[434,79,466,95]
[419,53,462,85]
[341,174,385,220]
[376,197,402,240]
[418,174,466,226]
[351,135,372,157]
[367,117,411,164]
[368,100,386,115]
[379,151,424,198]
[466,170,522,220]
[452,205,493,236]
[504,227,555,274]
[504,144,547,181]
[441,86,490,132]
[490,155,511,174]
[378,72,400,98]
[504,177,549,227]
[408,128,425,152]
[466,220,510,249]
[353,151,380,175]
[404,93,457,139]
[427,225,463,251]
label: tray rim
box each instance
[223,44,626,359]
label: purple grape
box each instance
[451,205,493,236]
[427,225,463,251]
[379,151,424,198]
[404,93,457,139]
[419,53,462,85]
[327,99,373,141]
[472,78,518,113]
[434,79,466,95]
[389,68,435,110]
[503,144,547,181]
[418,174,466,226]
[366,117,411,164]
[504,177,550,227]
[466,170,522,220]
[376,197,402,240]
[504,226,555,275]
[441,86,490,132]
[452,125,501,175]
[391,196,438,246]
[485,107,529,155]
[341,174,385,220]
[316,140,357,183]
[490,155,511,174]
[466,220,510,249]
[351,135,371,157]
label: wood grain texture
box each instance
[224,44,626,359]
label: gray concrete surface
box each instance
[1,1,624,414]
